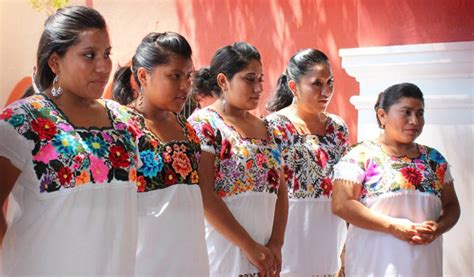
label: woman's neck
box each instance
[377,133,418,157]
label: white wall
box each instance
[340,41,474,276]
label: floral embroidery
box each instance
[133,113,201,192]
[0,94,140,193]
[189,108,281,198]
[335,140,450,200]
[266,113,350,199]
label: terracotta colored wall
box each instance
[175,0,360,142]
[358,0,474,47]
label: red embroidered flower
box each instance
[0,109,13,120]
[337,131,346,142]
[58,166,73,186]
[137,175,146,192]
[321,178,333,197]
[326,123,335,134]
[267,168,279,188]
[315,148,329,168]
[293,177,300,192]
[219,139,232,160]
[31,117,57,140]
[186,124,201,144]
[164,168,177,186]
[127,122,143,138]
[285,123,297,134]
[401,167,423,186]
[108,145,130,169]
[284,165,293,182]
[202,123,215,142]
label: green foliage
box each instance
[29,0,69,15]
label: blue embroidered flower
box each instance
[429,149,445,164]
[139,150,164,178]
[8,114,25,127]
[85,136,109,157]
[52,132,77,155]
[271,148,281,164]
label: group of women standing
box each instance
[0,6,460,277]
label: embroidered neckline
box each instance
[206,107,273,143]
[39,93,116,131]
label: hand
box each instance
[388,218,419,243]
[242,241,275,276]
[411,221,439,245]
[266,240,283,276]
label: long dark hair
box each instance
[23,6,106,98]
[266,48,330,112]
[112,32,192,105]
[195,42,261,97]
[374,83,424,128]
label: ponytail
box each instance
[112,66,137,105]
[266,74,293,112]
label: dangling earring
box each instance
[51,74,63,97]
[222,97,226,113]
[292,95,298,105]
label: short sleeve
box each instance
[333,143,367,185]
[427,147,454,185]
[0,109,30,170]
[188,110,219,154]
[331,114,351,159]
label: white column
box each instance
[340,41,474,276]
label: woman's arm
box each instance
[266,171,288,273]
[0,157,20,246]
[198,152,274,274]
[332,180,421,243]
[414,182,460,244]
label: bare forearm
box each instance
[436,202,460,236]
[268,187,288,247]
[332,198,393,234]
[202,192,255,250]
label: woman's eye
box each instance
[104,52,111,59]
[314,81,322,87]
[84,53,95,59]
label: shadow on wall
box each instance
[175,0,360,142]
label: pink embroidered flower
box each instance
[163,152,172,163]
[57,122,73,132]
[172,151,192,179]
[90,156,109,183]
[33,144,59,164]
[255,153,267,167]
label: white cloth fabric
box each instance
[280,199,346,276]
[136,184,209,276]
[205,192,277,277]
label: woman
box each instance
[0,6,141,275]
[188,42,288,276]
[266,48,349,276]
[112,32,209,276]
[332,83,460,276]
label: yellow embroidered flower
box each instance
[190,170,199,184]
[31,101,43,109]
[240,148,250,157]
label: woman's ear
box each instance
[288,79,297,96]
[137,67,148,88]
[216,73,228,92]
[47,53,61,74]
[376,108,387,128]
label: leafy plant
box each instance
[29,0,69,15]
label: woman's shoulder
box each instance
[187,107,220,126]
[326,113,348,130]
[418,144,448,164]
